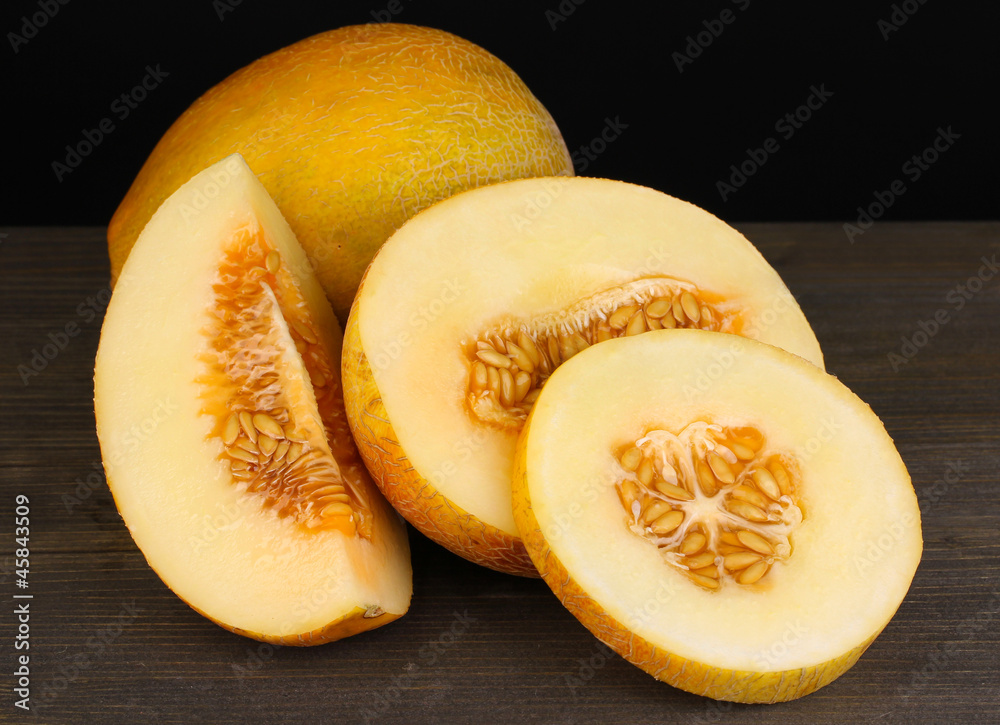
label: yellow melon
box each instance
[343,177,824,575]
[96,155,411,644]
[513,330,921,702]
[108,23,573,321]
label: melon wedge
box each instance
[95,155,411,644]
[343,177,824,575]
[512,330,922,702]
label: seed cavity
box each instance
[199,226,372,538]
[465,278,739,429]
[613,421,802,591]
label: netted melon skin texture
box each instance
[108,24,574,321]
[343,297,538,577]
[510,419,882,703]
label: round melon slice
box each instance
[343,177,824,576]
[512,330,921,702]
[95,155,411,644]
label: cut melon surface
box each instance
[512,330,922,702]
[343,176,824,575]
[95,155,411,644]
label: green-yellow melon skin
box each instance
[107,23,574,321]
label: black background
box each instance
[1,0,994,224]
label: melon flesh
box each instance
[512,330,922,702]
[95,155,411,644]
[344,176,824,575]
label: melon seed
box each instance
[655,480,695,501]
[679,532,707,555]
[222,414,240,447]
[724,552,762,571]
[465,280,727,427]
[252,412,285,440]
[684,551,716,570]
[737,559,769,585]
[650,510,684,535]
[753,468,782,500]
[736,530,774,556]
[620,447,642,472]
[707,451,735,484]
[612,422,803,591]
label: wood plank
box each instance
[1,224,998,723]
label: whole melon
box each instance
[108,23,573,320]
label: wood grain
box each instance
[1,224,998,724]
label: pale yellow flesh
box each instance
[355,177,824,538]
[95,155,411,640]
[520,330,921,673]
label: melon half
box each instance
[95,155,411,644]
[513,330,922,702]
[343,177,824,575]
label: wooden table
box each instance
[2,223,998,724]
